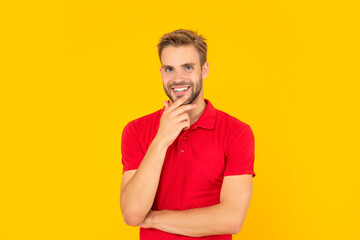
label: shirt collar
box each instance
[160,98,216,130]
[192,99,216,130]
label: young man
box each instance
[120,29,256,240]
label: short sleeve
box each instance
[224,121,256,178]
[121,121,145,174]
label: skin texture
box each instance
[120,44,254,237]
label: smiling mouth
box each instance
[171,86,191,95]
[172,86,190,92]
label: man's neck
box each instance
[188,97,206,126]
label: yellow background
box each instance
[1,0,359,239]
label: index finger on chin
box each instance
[167,95,189,111]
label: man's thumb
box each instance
[164,100,169,110]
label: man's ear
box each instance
[202,61,209,79]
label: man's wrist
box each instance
[147,210,157,228]
[147,209,167,229]
[140,210,160,229]
[153,135,169,150]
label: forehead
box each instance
[161,45,200,66]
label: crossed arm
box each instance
[136,174,253,237]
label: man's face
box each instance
[159,45,208,105]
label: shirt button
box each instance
[181,149,184,153]
[183,136,186,140]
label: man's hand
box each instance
[155,95,196,147]
[138,210,154,228]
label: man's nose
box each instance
[173,70,185,81]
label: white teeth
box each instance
[173,87,189,92]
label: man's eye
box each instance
[185,66,193,70]
[165,68,172,72]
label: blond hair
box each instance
[157,29,207,66]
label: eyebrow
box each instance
[161,62,196,68]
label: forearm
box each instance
[143,203,239,237]
[120,136,168,225]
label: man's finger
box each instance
[170,104,196,118]
[164,101,169,110]
[167,95,189,112]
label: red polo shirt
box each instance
[121,99,256,240]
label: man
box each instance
[120,29,256,240]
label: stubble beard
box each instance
[163,76,203,106]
